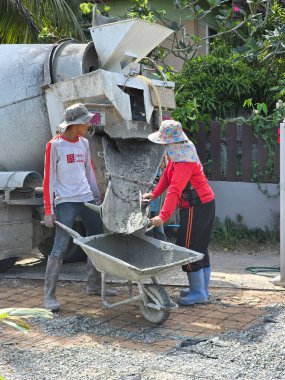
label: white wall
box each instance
[210,181,280,229]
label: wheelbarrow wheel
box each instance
[139,284,171,324]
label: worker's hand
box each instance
[142,193,154,202]
[44,214,56,228]
[93,198,102,206]
[150,216,164,227]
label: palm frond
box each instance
[2,319,31,334]
[0,0,85,43]
[37,0,86,41]
[1,308,53,318]
[0,0,40,43]
[0,307,53,333]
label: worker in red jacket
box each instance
[143,120,215,306]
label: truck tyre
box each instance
[38,221,87,263]
[0,257,18,273]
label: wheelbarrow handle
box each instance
[84,202,102,216]
[54,221,82,239]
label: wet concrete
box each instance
[101,136,165,234]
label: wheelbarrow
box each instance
[55,221,204,324]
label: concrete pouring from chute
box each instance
[44,18,175,234]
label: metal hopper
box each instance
[90,19,173,73]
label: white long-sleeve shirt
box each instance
[43,134,101,215]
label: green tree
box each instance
[0,0,85,43]
[156,0,285,68]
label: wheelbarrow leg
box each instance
[101,271,106,301]
[127,280,133,296]
[86,258,116,297]
[151,276,158,284]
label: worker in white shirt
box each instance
[43,103,116,312]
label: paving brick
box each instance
[227,313,260,324]
[219,319,247,330]
[219,306,246,314]
[1,278,283,354]
[205,310,232,319]
[188,320,223,334]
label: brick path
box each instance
[1,278,284,353]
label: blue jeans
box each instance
[50,201,103,258]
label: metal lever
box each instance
[139,190,151,211]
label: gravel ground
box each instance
[1,304,285,380]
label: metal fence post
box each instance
[272,120,285,286]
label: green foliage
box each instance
[219,98,284,185]
[154,0,285,75]
[79,1,93,35]
[123,0,155,22]
[163,1,285,186]
[0,308,53,379]
[38,27,57,43]
[0,308,53,334]
[80,2,93,16]
[271,76,285,101]
[230,0,285,67]
[0,0,85,43]
[80,2,110,18]
[171,53,277,120]
[172,98,201,133]
[211,215,279,248]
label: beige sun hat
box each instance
[59,103,94,130]
[148,120,188,144]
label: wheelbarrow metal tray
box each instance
[74,233,204,282]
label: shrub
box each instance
[171,53,281,121]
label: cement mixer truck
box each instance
[0,19,176,272]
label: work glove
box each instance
[44,214,56,228]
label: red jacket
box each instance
[152,160,214,222]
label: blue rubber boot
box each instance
[203,266,211,299]
[179,269,207,306]
[180,266,211,298]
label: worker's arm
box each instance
[43,141,57,215]
[85,144,101,204]
[159,162,193,223]
[151,163,170,199]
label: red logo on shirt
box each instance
[67,154,75,163]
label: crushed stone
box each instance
[1,304,285,380]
